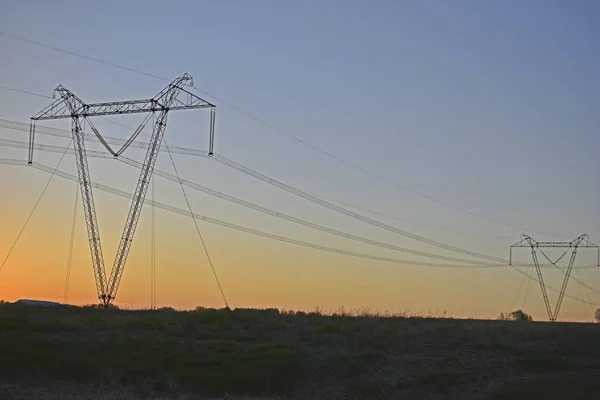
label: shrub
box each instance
[498,309,533,321]
[510,309,533,321]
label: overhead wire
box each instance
[574,267,590,317]
[0,79,596,318]
[0,31,569,239]
[115,156,499,266]
[0,137,533,265]
[510,262,531,312]
[210,155,600,298]
[2,134,594,306]
[0,137,114,160]
[0,139,73,274]
[0,32,165,81]
[0,118,210,157]
[64,181,79,304]
[0,84,52,99]
[538,248,570,267]
[0,48,597,309]
[1,142,597,271]
[0,122,522,242]
[576,267,594,317]
[163,138,230,309]
[151,172,156,310]
[9,161,512,270]
[210,155,600,301]
[1,158,598,307]
[212,154,508,263]
[522,265,532,309]
[0,158,28,166]
[541,246,597,316]
[537,248,600,297]
[303,191,518,240]
[115,155,598,270]
[4,159,597,277]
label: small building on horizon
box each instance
[15,299,74,308]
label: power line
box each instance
[537,246,600,299]
[0,138,115,160]
[115,156,499,266]
[210,155,600,299]
[0,84,52,99]
[0,130,533,244]
[304,191,519,240]
[0,158,28,166]
[2,115,596,276]
[1,158,598,307]
[576,267,594,317]
[0,32,165,81]
[522,266,532,309]
[0,128,520,242]
[64,181,78,304]
[2,141,596,272]
[2,160,513,270]
[0,57,596,308]
[212,154,508,263]
[3,159,597,276]
[150,173,156,310]
[0,139,73,274]
[0,82,571,243]
[510,262,532,311]
[0,117,210,158]
[164,139,229,309]
[119,155,594,270]
[0,31,568,238]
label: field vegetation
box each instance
[1,302,599,399]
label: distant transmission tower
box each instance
[510,234,599,321]
[30,73,216,307]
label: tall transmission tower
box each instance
[510,234,599,321]
[30,73,216,307]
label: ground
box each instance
[0,303,599,399]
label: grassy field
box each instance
[1,303,600,399]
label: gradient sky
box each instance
[1,0,599,321]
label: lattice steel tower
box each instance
[30,74,216,307]
[510,234,599,321]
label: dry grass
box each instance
[1,302,600,399]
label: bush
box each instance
[594,308,600,323]
[510,309,533,321]
[82,303,120,310]
[498,309,533,321]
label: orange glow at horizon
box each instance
[0,176,595,324]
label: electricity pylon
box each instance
[30,74,216,307]
[510,234,599,321]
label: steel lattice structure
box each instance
[30,73,216,306]
[510,234,599,321]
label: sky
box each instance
[0,0,599,321]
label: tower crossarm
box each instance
[31,76,214,121]
[32,96,214,120]
[509,233,599,321]
[510,234,597,249]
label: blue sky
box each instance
[1,0,599,319]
